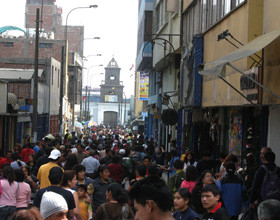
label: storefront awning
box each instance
[199,28,280,76]
[198,27,280,100]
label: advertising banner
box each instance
[139,72,149,100]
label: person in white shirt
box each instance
[81,151,100,178]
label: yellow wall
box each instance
[202,0,264,107]
[262,1,280,104]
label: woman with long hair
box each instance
[181,165,198,193]
[21,165,38,194]
[93,183,134,220]
[183,151,197,171]
[191,170,215,217]
[15,169,31,210]
[0,166,19,219]
[61,170,82,220]
[26,153,37,174]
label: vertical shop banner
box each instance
[139,72,149,100]
[229,110,242,158]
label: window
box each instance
[183,0,246,44]
[154,0,167,32]
[109,75,115,80]
[0,42,14,47]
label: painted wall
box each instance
[267,105,280,166]
[202,0,263,107]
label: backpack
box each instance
[260,165,280,201]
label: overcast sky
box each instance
[0,0,138,97]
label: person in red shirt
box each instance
[108,156,123,183]
[20,143,35,163]
[0,151,13,169]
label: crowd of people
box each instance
[0,126,279,220]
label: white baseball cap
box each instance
[48,149,61,160]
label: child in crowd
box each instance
[77,184,92,220]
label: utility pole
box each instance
[32,8,40,142]
[72,65,77,131]
[59,46,64,135]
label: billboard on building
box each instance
[105,95,118,102]
[139,72,149,100]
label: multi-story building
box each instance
[135,0,153,135]
[0,0,85,146]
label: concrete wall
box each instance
[267,105,280,166]
[49,58,61,115]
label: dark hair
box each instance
[135,163,146,177]
[3,166,15,185]
[130,176,173,212]
[201,184,221,197]
[22,165,31,176]
[48,166,63,185]
[15,169,25,182]
[185,166,198,181]
[194,170,214,190]
[225,162,236,177]
[64,154,78,170]
[73,164,86,176]
[143,156,152,162]
[77,184,87,192]
[203,151,211,157]
[148,164,161,177]
[176,188,191,200]
[11,208,42,220]
[61,170,76,187]
[112,155,121,164]
[173,159,184,170]
[264,151,275,163]
[11,152,23,168]
[45,147,53,156]
[107,183,128,204]
[184,152,195,165]
[93,165,108,179]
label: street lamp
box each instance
[64,5,98,42]
[84,64,104,120]
[63,5,97,132]
[76,37,101,55]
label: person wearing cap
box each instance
[40,191,68,220]
[37,149,64,189]
[34,167,76,220]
